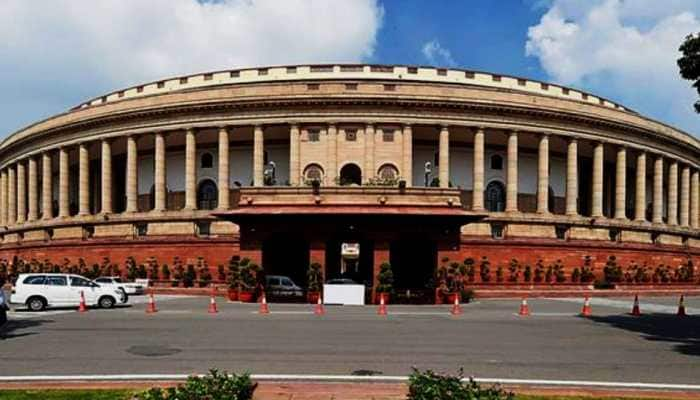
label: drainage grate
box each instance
[351,369,383,376]
[126,345,182,357]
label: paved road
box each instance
[0,295,698,384]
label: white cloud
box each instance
[0,0,383,135]
[525,0,700,135]
[422,39,456,67]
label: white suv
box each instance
[10,273,128,311]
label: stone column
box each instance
[154,132,166,212]
[652,156,663,224]
[327,123,338,183]
[218,126,230,209]
[7,166,16,225]
[16,162,26,224]
[288,124,299,186]
[402,124,413,186]
[614,147,627,219]
[691,170,699,229]
[506,130,519,212]
[184,128,196,210]
[472,127,485,211]
[536,133,549,214]
[591,142,604,218]
[680,166,690,227]
[41,152,52,220]
[126,136,138,213]
[0,170,6,226]
[667,161,678,226]
[253,125,264,187]
[364,124,375,183]
[101,139,112,214]
[438,125,449,188]
[28,157,38,221]
[634,151,646,222]
[78,143,90,216]
[565,138,578,216]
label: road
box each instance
[1,294,699,384]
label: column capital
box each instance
[185,127,196,134]
[365,122,375,130]
[439,123,450,130]
[474,126,485,134]
[567,136,578,143]
[289,122,300,130]
[508,129,519,137]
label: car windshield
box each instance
[113,278,123,283]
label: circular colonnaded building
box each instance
[0,64,699,295]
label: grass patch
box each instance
[0,390,133,400]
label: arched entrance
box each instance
[197,179,218,210]
[339,163,362,186]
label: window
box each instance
[491,223,504,239]
[197,221,211,237]
[465,71,475,79]
[136,223,148,237]
[562,88,570,95]
[258,68,268,76]
[307,129,320,142]
[157,81,165,89]
[541,83,549,90]
[490,154,503,170]
[203,73,213,81]
[200,153,214,169]
[229,71,240,78]
[310,66,333,72]
[197,180,218,210]
[179,77,188,84]
[23,275,46,285]
[555,225,569,240]
[377,164,399,181]
[382,130,394,142]
[83,225,94,239]
[407,67,418,74]
[286,67,297,73]
[345,130,357,141]
[370,66,393,73]
[95,278,111,284]
[609,228,621,242]
[492,75,502,82]
[70,277,92,287]
[281,278,293,286]
[307,83,319,90]
[268,277,281,286]
[485,181,506,212]
[383,84,396,91]
[517,79,526,86]
[340,65,363,72]
[345,83,358,90]
[437,69,447,76]
[303,164,324,182]
[46,276,67,286]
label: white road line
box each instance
[0,374,699,391]
[511,312,578,317]
[551,297,698,314]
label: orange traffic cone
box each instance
[518,297,530,316]
[677,295,687,317]
[631,294,641,316]
[581,296,592,317]
[259,294,270,314]
[377,294,387,316]
[146,290,158,314]
[208,287,218,314]
[314,296,325,316]
[450,295,463,316]
[78,290,87,313]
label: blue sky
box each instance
[0,0,698,136]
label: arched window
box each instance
[200,153,214,169]
[377,164,399,181]
[485,181,506,212]
[490,155,503,170]
[197,179,218,210]
[303,164,324,183]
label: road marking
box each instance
[511,312,578,317]
[551,297,698,314]
[0,374,699,391]
[7,310,74,319]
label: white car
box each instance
[10,273,128,311]
[94,276,145,295]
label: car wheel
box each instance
[98,296,115,309]
[27,296,46,312]
[118,289,128,304]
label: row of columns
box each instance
[0,124,698,230]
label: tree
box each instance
[678,32,700,113]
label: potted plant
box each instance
[226,256,241,301]
[375,262,394,304]
[238,258,257,302]
[306,262,323,303]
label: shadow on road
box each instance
[0,318,53,340]
[588,314,700,356]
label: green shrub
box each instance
[227,256,241,290]
[376,262,394,293]
[479,257,491,283]
[407,368,513,400]
[307,262,323,292]
[603,255,623,283]
[135,369,256,400]
[523,264,532,282]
